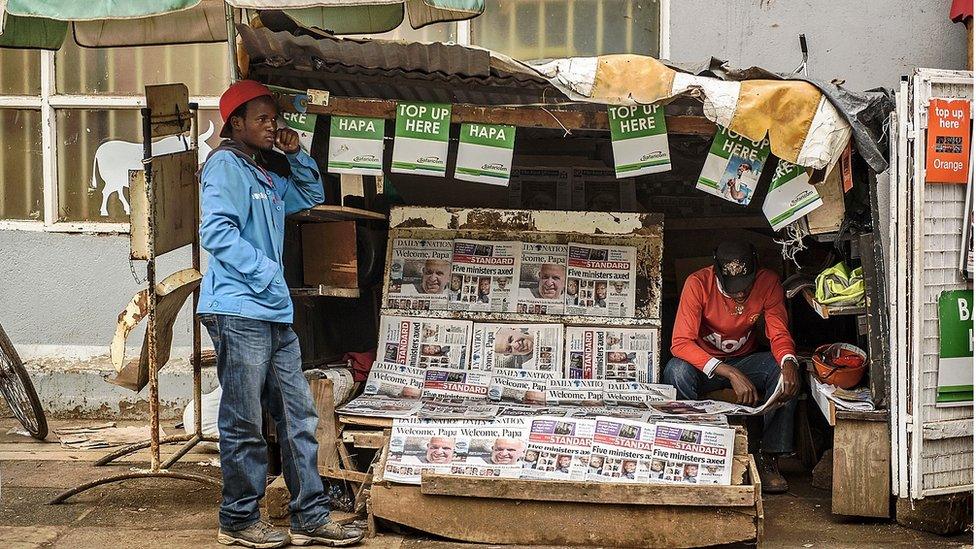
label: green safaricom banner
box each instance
[937,290,974,407]
[697,126,771,206]
[762,159,823,231]
[328,116,385,176]
[392,102,452,176]
[454,123,516,185]
[269,85,317,155]
[607,104,671,178]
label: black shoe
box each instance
[757,452,789,494]
[217,521,289,549]
[290,520,365,547]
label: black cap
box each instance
[714,241,758,294]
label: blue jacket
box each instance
[197,142,324,323]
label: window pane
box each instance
[0,110,43,220]
[473,0,660,60]
[0,49,41,95]
[56,37,229,96]
[57,109,222,223]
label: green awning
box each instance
[230,0,483,31]
[0,14,67,50]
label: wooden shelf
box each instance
[290,285,361,298]
[801,288,865,319]
[289,204,386,223]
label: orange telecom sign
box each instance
[926,98,971,184]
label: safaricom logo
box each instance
[482,163,505,170]
[640,151,664,161]
[353,154,378,162]
[418,156,441,164]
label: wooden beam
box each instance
[338,415,394,429]
[320,466,370,484]
[342,430,388,449]
[304,96,715,135]
[371,483,758,547]
[419,474,755,507]
[832,416,891,518]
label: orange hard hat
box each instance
[813,343,866,389]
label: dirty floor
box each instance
[0,419,971,549]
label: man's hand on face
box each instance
[275,128,301,154]
[714,363,759,406]
[780,358,801,400]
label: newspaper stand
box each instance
[338,206,763,547]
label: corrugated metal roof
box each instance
[238,24,568,105]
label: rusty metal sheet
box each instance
[108,268,202,392]
[130,150,199,260]
[145,83,191,138]
[383,207,663,325]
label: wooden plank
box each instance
[320,466,369,484]
[290,285,361,298]
[145,83,191,137]
[419,474,754,507]
[749,454,764,539]
[304,96,716,135]
[309,378,341,471]
[832,417,891,518]
[338,415,394,429]
[371,483,757,547]
[342,430,388,449]
[835,409,889,422]
[302,221,358,289]
[129,150,199,260]
[734,431,749,456]
[289,205,387,223]
[265,475,290,521]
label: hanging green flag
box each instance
[762,159,823,231]
[696,126,771,206]
[454,123,516,185]
[607,105,671,178]
[328,116,385,176]
[391,102,452,176]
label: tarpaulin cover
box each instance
[4,0,202,20]
[227,0,483,30]
[0,14,66,49]
[72,0,227,47]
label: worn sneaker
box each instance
[217,521,289,549]
[757,452,789,494]
[290,520,365,547]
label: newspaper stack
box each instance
[470,322,563,373]
[546,379,605,406]
[385,417,531,485]
[337,394,422,418]
[421,368,493,401]
[449,239,521,313]
[563,327,658,381]
[377,315,473,370]
[385,238,454,310]
[520,416,596,481]
[517,243,569,315]
[588,416,657,483]
[488,369,555,405]
[571,167,637,211]
[564,243,637,317]
[604,382,676,407]
[363,361,425,399]
[649,422,735,485]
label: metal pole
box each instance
[189,103,204,440]
[225,4,239,82]
[142,106,161,472]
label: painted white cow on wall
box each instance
[90,121,216,216]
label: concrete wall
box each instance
[669,0,968,92]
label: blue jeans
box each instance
[200,314,331,532]
[661,352,796,454]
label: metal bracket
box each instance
[308,89,331,107]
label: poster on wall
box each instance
[925,98,971,184]
[936,290,974,407]
[607,104,671,178]
[391,102,452,176]
[762,159,823,231]
[696,126,771,206]
[508,167,572,210]
[328,116,385,176]
[454,123,516,185]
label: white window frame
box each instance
[0,49,223,234]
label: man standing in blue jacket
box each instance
[198,80,363,548]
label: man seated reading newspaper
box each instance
[662,241,801,493]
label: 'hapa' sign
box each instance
[926,98,971,184]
